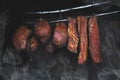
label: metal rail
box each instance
[50,10,120,23]
[25,10,120,24]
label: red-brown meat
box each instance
[53,22,68,47]
[88,16,102,63]
[27,36,39,52]
[45,41,55,53]
[35,19,51,44]
[77,16,88,64]
[67,17,79,53]
[13,26,31,51]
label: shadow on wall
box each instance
[0,11,120,80]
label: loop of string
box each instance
[39,11,43,21]
[41,11,43,18]
[92,0,95,15]
[59,10,62,20]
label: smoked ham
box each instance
[35,19,51,44]
[13,26,31,51]
[53,22,68,47]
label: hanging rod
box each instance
[25,10,120,24]
[50,10,120,23]
[24,1,110,15]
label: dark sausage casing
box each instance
[53,22,68,47]
[13,26,31,51]
[88,16,102,63]
[35,19,51,44]
[67,17,79,53]
[77,16,88,64]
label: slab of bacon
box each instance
[67,17,79,53]
[77,16,88,64]
[88,16,102,63]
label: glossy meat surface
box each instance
[77,16,88,64]
[35,19,51,44]
[27,36,39,52]
[67,17,79,53]
[88,16,102,63]
[13,26,31,51]
[53,22,68,47]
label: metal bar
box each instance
[50,10,120,23]
[50,19,68,23]
[95,10,120,17]
[24,1,110,15]
[26,10,120,24]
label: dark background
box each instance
[0,0,120,12]
[0,0,120,80]
[0,0,84,11]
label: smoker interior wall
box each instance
[0,11,120,80]
[0,11,10,64]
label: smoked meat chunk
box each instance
[13,26,31,51]
[77,16,88,64]
[35,19,51,44]
[53,22,68,47]
[67,17,79,53]
[88,16,102,63]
